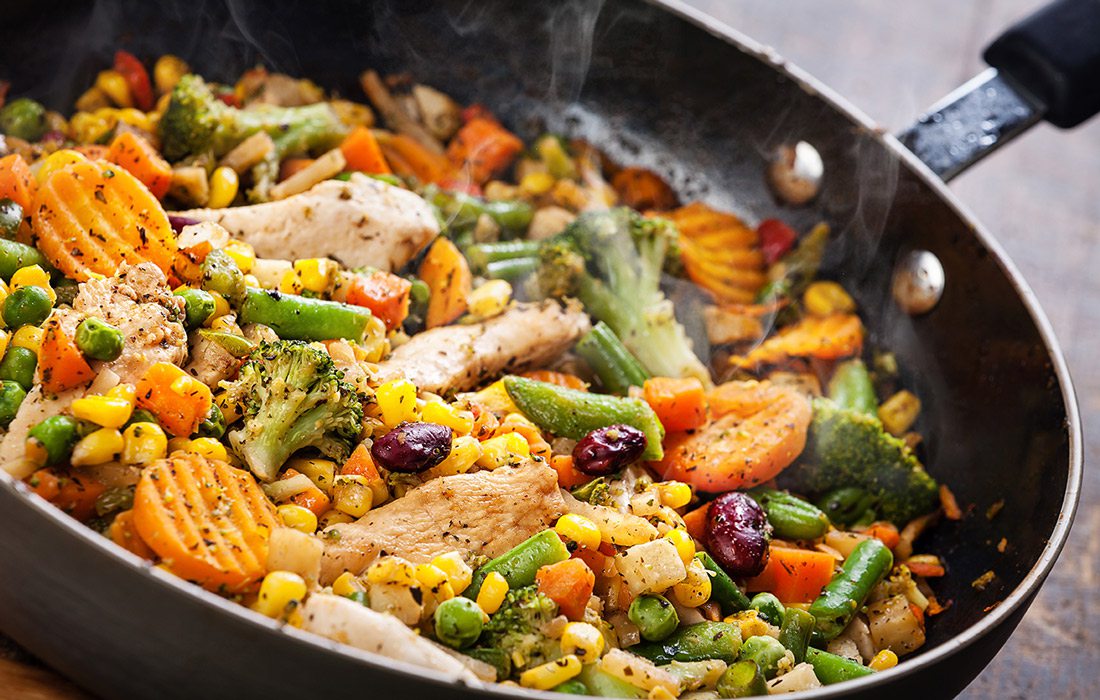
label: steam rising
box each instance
[546,0,606,105]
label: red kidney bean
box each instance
[706,491,771,577]
[371,421,453,473]
[572,424,647,476]
[168,215,200,235]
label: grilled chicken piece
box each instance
[172,174,439,271]
[183,332,238,388]
[0,386,80,474]
[320,461,565,584]
[373,300,591,395]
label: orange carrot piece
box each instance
[495,414,551,462]
[418,237,472,328]
[107,131,172,199]
[612,167,678,211]
[864,522,901,550]
[340,126,391,174]
[132,452,278,593]
[571,545,608,577]
[282,468,332,517]
[745,546,837,604]
[446,117,523,185]
[643,377,708,432]
[536,558,596,620]
[38,318,95,394]
[27,468,106,522]
[380,133,452,184]
[551,454,591,490]
[345,269,412,331]
[665,202,766,304]
[906,561,947,578]
[136,362,213,437]
[522,370,589,392]
[108,510,156,559]
[683,502,711,542]
[732,314,864,370]
[0,153,36,210]
[939,484,962,521]
[469,402,500,440]
[340,443,382,481]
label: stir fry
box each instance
[0,54,958,696]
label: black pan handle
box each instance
[900,0,1100,181]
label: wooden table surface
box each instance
[3,1,1098,697]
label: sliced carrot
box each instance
[379,133,452,184]
[0,153,36,211]
[469,401,500,440]
[571,545,608,577]
[136,362,213,437]
[340,443,382,481]
[745,546,837,604]
[906,561,946,578]
[418,237,472,328]
[551,454,591,490]
[283,468,332,517]
[27,468,107,522]
[731,314,864,370]
[132,452,278,593]
[345,269,412,331]
[708,380,793,418]
[536,558,595,620]
[108,510,156,559]
[864,522,901,550]
[939,484,962,521]
[38,317,96,394]
[446,117,523,185]
[682,502,711,542]
[612,167,678,211]
[340,126,391,174]
[643,377,708,432]
[522,370,589,392]
[107,131,172,199]
[31,159,176,280]
[665,202,766,305]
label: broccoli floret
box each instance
[781,398,938,525]
[475,585,560,675]
[159,74,346,161]
[531,207,710,384]
[222,340,364,482]
[570,476,612,507]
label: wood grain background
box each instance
[2,1,1097,697]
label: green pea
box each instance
[75,317,124,361]
[0,98,48,141]
[53,278,79,307]
[0,380,26,428]
[27,415,79,465]
[174,287,217,330]
[737,635,788,680]
[200,250,245,305]
[194,404,227,439]
[3,286,53,327]
[126,408,159,427]
[628,594,680,642]
[433,597,484,649]
[0,346,37,390]
[749,593,785,627]
[0,199,23,239]
[552,680,589,695]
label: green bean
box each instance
[552,679,589,695]
[200,249,246,305]
[628,594,679,642]
[433,597,484,649]
[804,647,874,684]
[747,487,830,540]
[464,529,569,599]
[0,98,48,141]
[198,329,256,358]
[777,608,815,664]
[503,375,665,460]
[27,415,80,466]
[577,664,646,698]
[816,487,877,528]
[426,187,534,236]
[0,346,37,390]
[0,199,22,239]
[808,538,893,642]
[465,239,541,272]
[631,622,742,665]
[695,552,751,614]
[485,257,538,281]
[828,359,877,415]
[716,659,768,698]
[174,287,217,330]
[0,379,26,428]
[238,287,373,342]
[3,286,52,327]
[575,321,650,395]
[75,317,124,361]
[748,593,785,627]
[0,238,53,283]
[737,635,787,680]
[463,648,511,682]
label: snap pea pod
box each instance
[827,359,877,415]
[503,375,665,460]
[485,257,538,281]
[808,538,894,642]
[464,529,569,599]
[575,321,651,395]
[0,237,52,283]
[777,608,816,664]
[748,593,785,627]
[465,239,541,272]
[578,664,646,698]
[238,288,373,342]
[198,329,257,358]
[716,659,768,698]
[630,622,742,665]
[426,187,534,236]
[0,199,22,238]
[0,346,37,390]
[737,635,788,680]
[695,552,751,614]
[747,487,831,540]
[805,647,874,684]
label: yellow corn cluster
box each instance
[253,570,307,621]
[560,622,604,662]
[671,558,712,608]
[555,514,601,551]
[277,504,319,534]
[121,422,168,465]
[476,571,509,615]
[375,378,418,427]
[466,280,513,322]
[476,432,530,469]
[293,258,339,294]
[333,474,373,518]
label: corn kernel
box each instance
[648,687,677,700]
[520,655,582,690]
[375,378,418,428]
[169,374,200,396]
[431,552,473,595]
[287,457,337,495]
[114,108,153,133]
[430,435,482,477]
[869,649,899,671]
[10,266,55,304]
[70,395,133,429]
[560,622,605,662]
[519,171,557,197]
[555,513,602,552]
[70,428,124,467]
[725,610,771,640]
[222,240,255,274]
[333,474,373,518]
[420,401,474,434]
[476,571,509,614]
[366,556,417,587]
[476,433,530,470]
[657,481,692,510]
[253,570,307,619]
[207,291,231,322]
[214,390,241,424]
[331,571,365,598]
[466,279,513,321]
[803,281,856,317]
[106,383,137,404]
[153,54,189,95]
[11,326,43,354]
[663,528,696,566]
[188,437,228,461]
[95,70,132,108]
[121,422,168,465]
[671,559,712,608]
[293,258,339,294]
[278,269,304,295]
[69,111,111,143]
[277,503,319,534]
[208,166,239,209]
[243,274,260,288]
[415,563,454,600]
[209,313,240,334]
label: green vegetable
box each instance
[808,538,893,642]
[783,398,939,524]
[475,585,560,673]
[535,134,577,179]
[805,647,874,684]
[628,594,679,642]
[756,223,829,305]
[575,321,650,395]
[126,408,159,427]
[194,404,226,439]
[174,287,216,329]
[343,590,369,607]
[748,593,785,627]
[238,288,373,343]
[93,485,134,517]
[75,317,124,361]
[434,597,485,649]
[503,375,665,460]
[0,346,37,390]
[198,329,256,358]
[3,285,52,327]
[425,186,534,239]
[463,648,511,681]
[828,359,877,415]
[28,415,80,465]
[466,530,569,599]
[777,608,816,664]
[0,98,48,141]
[736,636,788,680]
[200,249,246,306]
[816,487,877,528]
[570,477,612,507]
[0,238,53,283]
[485,257,538,282]
[221,340,364,482]
[528,208,709,383]
[578,664,646,698]
[695,552,751,614]
[0,199,23,239]
[553,680,589,695]
[0,379,26,428]
[631,622,742,665]
[465,240,541,273]
[716,659,768,698]
[747,487,830,540]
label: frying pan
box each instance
[0,0,1091,697]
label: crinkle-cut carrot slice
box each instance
[731,313,864,370]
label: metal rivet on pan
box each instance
[768,141,823,205]
[892,250,945,315]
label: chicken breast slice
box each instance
[373,300,591,395]
[172,173,439,271]
[320,461,566,584]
